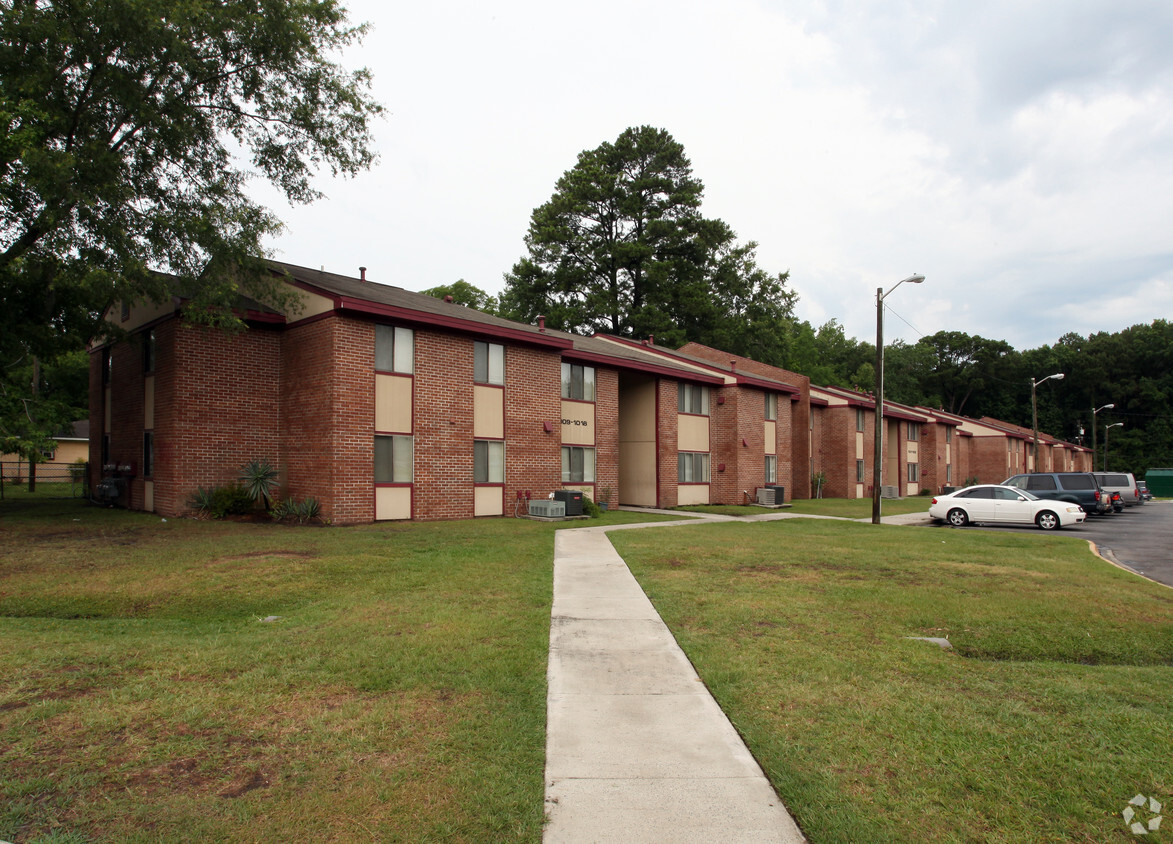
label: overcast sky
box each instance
[254,0,1173,351]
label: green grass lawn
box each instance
[678,497,932,519]
[612,519,1173,843]
[0,498,670,843]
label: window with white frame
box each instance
[945,426,953,443]
[561,362,596,401]
[856,459,865,482]
[856,408,865,432]
[375,325,414,374]
[765,393,777,420]
[908,423,919,441]
[908,463,919,483]
[678,452,710,483]
[374,435,413,483]
[474,341,504,385]
[678,383,709,415]
[474,440,504,483]
[764,454,777,483]
[561,446,595,483]
[946,464,953,483]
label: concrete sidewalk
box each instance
[543,526,806,843]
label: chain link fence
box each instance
[0,461,89,500]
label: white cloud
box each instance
[257,0,1173,351]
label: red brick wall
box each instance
[503,344,562,508]
[412,329,475,521]
[676,343,809,501]
[162,321,282,515]
[326,317,376,524]
[593,367,620,507]
[280,317,343,517]
[968,437,1013,485]
[656,379,678,508]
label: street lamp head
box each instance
[1107,422,1123,429]
[1049,373,1064,381]
[904,274,926,284]
[1104,403,1114,409]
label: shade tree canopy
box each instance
[499,126,797,360]
[0,0,382,463]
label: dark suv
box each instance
[1002,472,1108,515]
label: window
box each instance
[143,432,154,478]
[765,394,778,421]
[102,349,112,385]
[678,452,710,483]
[856,459,865,482]
[856,408,865,432]
[474,440,504,484]
[907,463,919,483]
[958,487,994,499]
[561,446,595,483]
[908,423,919,441]
[561,363,596,401]
[945,426,953,443]
[946,464,953,483]
[474,341,504,385]
[678,384,709,415]
[764,455,777,483]
[375,325,413,374]
[374,435,413,483]
[143,330,156,373]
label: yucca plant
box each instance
[238,459,279,511]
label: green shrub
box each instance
[190,483,254,519]
[238,459,279,510]
[582,495,601,519]
[187,486,216,516]
[296,497,322,524]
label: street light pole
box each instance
[1091,403,1115,471]
[1104,422,1123,472]
[1030,372,1064,471]
[872,273,925,525]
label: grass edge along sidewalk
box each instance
[612,518,1173,844]
[0,498,668,843]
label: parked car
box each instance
[929,484,1086,530]
[1137,480,1153,502]
[1001,472,1108,515]
[1093,472,1142,507]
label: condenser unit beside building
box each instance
[527,499,566,519]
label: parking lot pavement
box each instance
[927,501,1173,588]
[1073,502,1173,587]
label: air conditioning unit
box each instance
[881,485,900,499]
[757,488,777,506]
[527,499,566,518]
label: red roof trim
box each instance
[334,296,574,350]
[562,349,726,384]
[734,374,799,394]
[596,335,797,391]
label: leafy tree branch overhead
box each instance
[0,0,383,459]
[0,0,384,359]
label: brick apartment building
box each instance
[90,263,1089,522]
[91,263,800,523]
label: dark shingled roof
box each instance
[270,262,721,382]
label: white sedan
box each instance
[929,485,1085,530]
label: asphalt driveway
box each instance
[1071,501,1173,587]
[927,501,1173,588]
